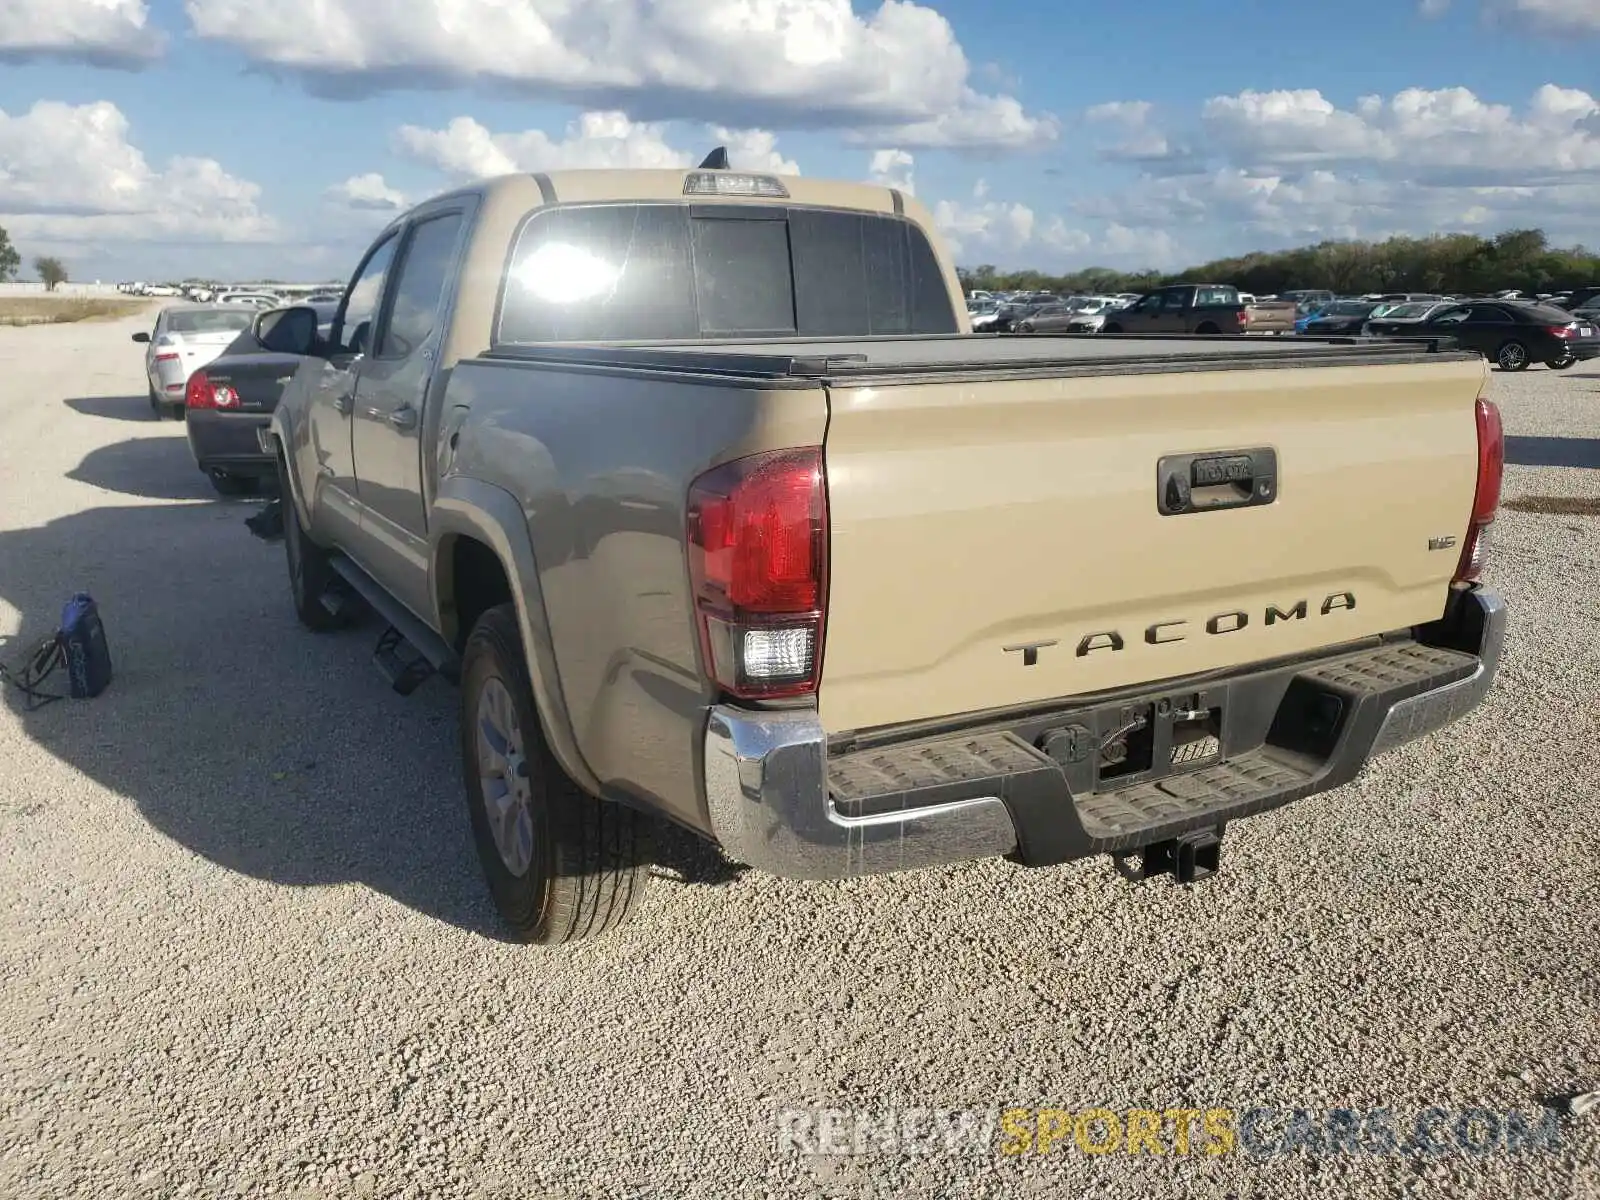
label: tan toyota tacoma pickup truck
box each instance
[253,157,1507,944]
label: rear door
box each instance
[1453,304,1517,358]
[816,353,1487,735]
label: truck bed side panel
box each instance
[445,358,828,831]
[818,356,1486,736]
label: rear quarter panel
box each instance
[441,358,828,831]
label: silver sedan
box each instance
[131,304,258,418]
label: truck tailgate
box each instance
[817,356,1486,735]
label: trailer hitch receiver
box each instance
[1115,827,1223,885]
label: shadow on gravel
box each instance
[64,395,161,423]
[0,496,511,941]
[66,434,215,501]
[1504,436,1600,470]
[2,440,738,943]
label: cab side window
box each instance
[333,233,399,357]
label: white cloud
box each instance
[867,148,915,194]
[1420,0,1600,32]
[0,101,275,244]
[326,173,407,211]
[182,0,1055,150]
[932,179,1034,259]
[395,111,798,180]
[1085,100,1154,126]
[1067,83,1600,253]
[708,127,801,175]
[1200,84,1600,182]
[0,0,164,65]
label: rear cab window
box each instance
[496,202,958,344]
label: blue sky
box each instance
[1,0,1597,281]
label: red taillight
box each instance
[1455,396,1503,583]
[184,371,239,410]
[155,352,180,363]
[687,447,827,700]
[1547,325,1573,338]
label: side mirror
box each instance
[255,305,320,356]
[131,331,150,343]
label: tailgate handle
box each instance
[1157,447,1277,516]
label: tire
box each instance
[1018,323,1034,334]
[1496,340,1529,371]
[277,455,351,632]
[1196,323,1221,335]
[1547,357,1575,371]
[207,469,257,497]
[147,384,160,414]
[460,603,651,944]
[1103,324,1123,335]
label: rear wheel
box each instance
[1103,323,1123,335]
[1547,356,1576,371]
[460,603,651,944]
[1195,322,1221,335]
[147,384,160,414]
[278,455,352,632]
[1496,340,1530,371]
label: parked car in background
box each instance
[183,302,341,494]
[1015,302,1077,333]
[1282,289,1337,312]
[1056,296,1124,334]
[1301,300,1379,336]
[1101,284,1253,335]
[131,304,259,417]
[1362,300,1457,337]
[967,298,1001,331]
[1396,300,1600,371]
[1555,287,1600,312]
[216,291,282,308]
[991,298,1051,333]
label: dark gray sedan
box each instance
[184,303,335,495]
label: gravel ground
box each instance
[2,313,1597,1200]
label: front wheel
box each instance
[1018,323,1034,334]
[460,603,651,944]
[1496,340,1530,371]
[1103,324,1123,335]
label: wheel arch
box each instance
[430,476,601,796]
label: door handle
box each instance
[333,393,353,416]
[1157,447,1278,516]
[387,405,419,431]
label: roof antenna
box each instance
[698,146,730,170]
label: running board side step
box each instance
[327,554,461,692]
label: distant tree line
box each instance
[958,229,1600,298]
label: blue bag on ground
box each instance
[59,592,113,699]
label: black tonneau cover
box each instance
[481,331,1474,384]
